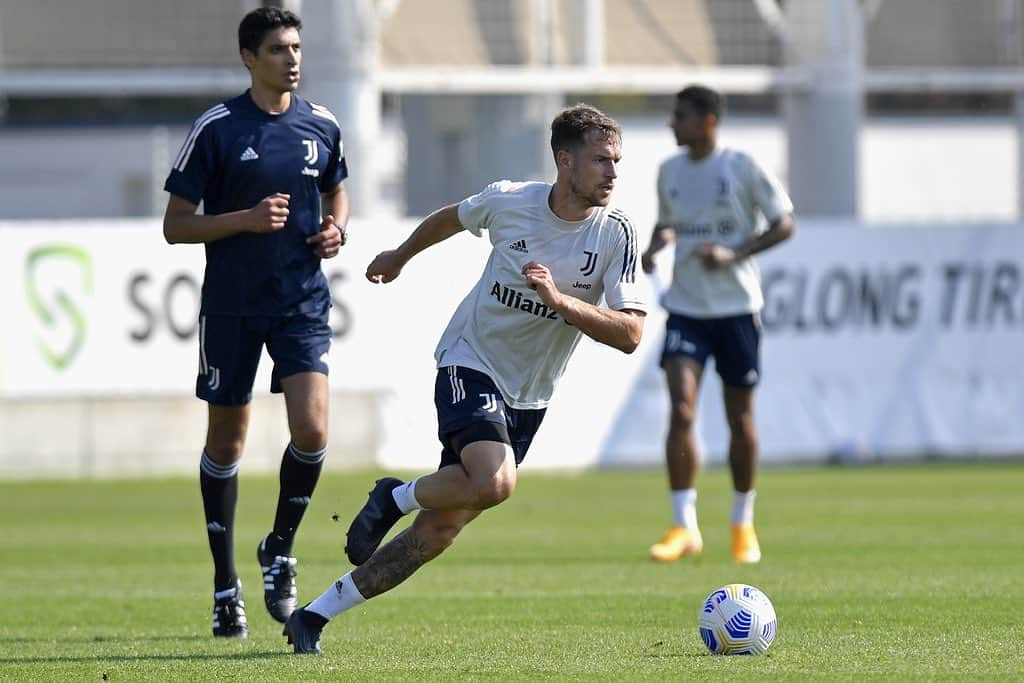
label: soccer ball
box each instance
[698,583,777,655]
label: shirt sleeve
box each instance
[320,125,348,192]
[602,211,649,313]
[457,180,516,237]
[164,115,219,205]
[744,153,794,223]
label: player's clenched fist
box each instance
[696,243,737,270]
[522,261,562,307]
[306,214,345,259]
[250,193,290,232]
[365,250,405,284]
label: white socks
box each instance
[671,488,757,527]
[671,489,698,529]
[306,571,366,621]
[731,490,756,526]
[392,477,424,514]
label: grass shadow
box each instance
[0,635,205,645]
[0,651,292,665]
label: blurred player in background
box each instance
[281,104,647,654]
[641,85,794,564]
[162,7,348,638]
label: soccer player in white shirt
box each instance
[282,104,647,654]
[641,85,795,564]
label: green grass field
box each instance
[2,462,1022,681]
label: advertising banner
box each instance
[0,219,489,399]
[2,220,1021,466]
[598,222,1024,465]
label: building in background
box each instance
[0,0,1022,221]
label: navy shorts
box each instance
[196,310,331,405]
[660,312,761,388]
[434,366,546,468]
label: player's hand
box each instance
[697,243,736,270]
[249,193,290,233]
[366,249,405,284]
[306,214,345,259]
[522,261,563,307]
[641,250,657,274]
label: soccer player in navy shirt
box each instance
[163,7,347,639]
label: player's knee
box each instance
[726,412,756,438]
[470,473,515,509]
[205,439,245,464]
[289,423,327,453]
[669,400,697,430]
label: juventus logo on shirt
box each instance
[716,176,732,207]
[580,250,597,276]
[302,139,318,165]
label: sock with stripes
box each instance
[265,442,326,557]
[200,450,240,592]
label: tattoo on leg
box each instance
[352,527,432,598]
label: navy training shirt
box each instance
[164,91,348,317]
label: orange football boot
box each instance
[649,526,704,562]
[731,524,762,563]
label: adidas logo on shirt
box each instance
[240,147,259,161]
[509,239,528,253]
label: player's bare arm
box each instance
[163,192,290,244]
[641,225,675,273]
[698,214,795,270]
[522,261,644,354]
[365,204,464,283]
[306,183,349,258]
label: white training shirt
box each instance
[656,145,793,317]
[435,180,648,409]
